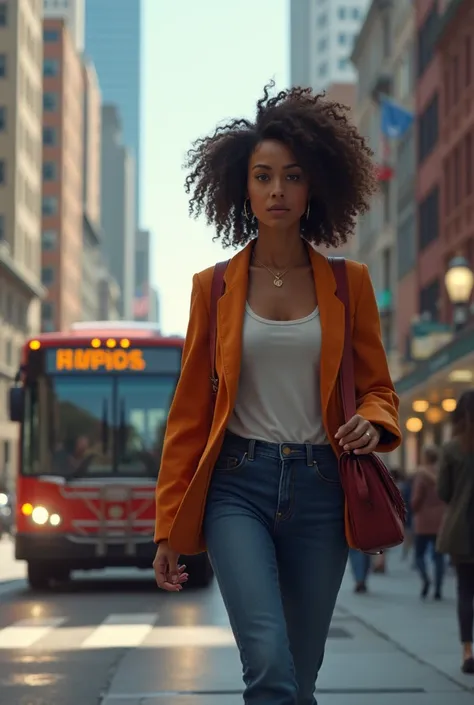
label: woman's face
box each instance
[247,140,309,230]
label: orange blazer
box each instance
[154,242,402,554]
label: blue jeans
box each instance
[204,432,348,705]
[349,549,371,584]
[414,533,445,593]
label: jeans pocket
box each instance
[313,457,341,485]
[214,449,248,474]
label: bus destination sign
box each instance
[44,346,182,374]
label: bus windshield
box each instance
[21,373,176,478]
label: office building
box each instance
[101,105,135,319]
[81,58,102,321]
[43,0,85,52]
[290,0,371,91]
[351,0,414,378]
[41,18,84,332]
[85,0,142,224]
[0,0,44,490]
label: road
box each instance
[0,537,473,705]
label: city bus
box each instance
[8,322,214,590]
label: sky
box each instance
[141,0,288,336]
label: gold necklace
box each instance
[253,256,290,287]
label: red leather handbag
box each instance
[330,258,406,554]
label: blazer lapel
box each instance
[308,247,345,419]
[215,241,345,425]
[217,242,253,408]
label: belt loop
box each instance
[305,443,313,466]
[248,439,256,462]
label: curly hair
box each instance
[184,81,378,249]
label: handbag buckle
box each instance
[210,376,219,394]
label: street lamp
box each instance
[445,256,474,331]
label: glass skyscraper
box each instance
[84,0,142,224]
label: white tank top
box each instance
[227,303,328,444]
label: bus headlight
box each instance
[31,506,49,525]
[49,513,61,526]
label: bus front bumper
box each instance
[15,532,159,569]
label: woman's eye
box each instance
[255,174,269,181]
[287,174,301,181]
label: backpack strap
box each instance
[209,260,230,403]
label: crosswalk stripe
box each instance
[0,617,66,649]
[80,613,157,649]
[148,625,235,648]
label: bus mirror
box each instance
[9,387,24,422]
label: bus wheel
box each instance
[27,562,52,591]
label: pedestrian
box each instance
[411,446,445,600]
[152,82,402,705]
[349,548,371,593]
[437,389,474,675]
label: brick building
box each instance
[395,0,474,466]
[41,19,84,331]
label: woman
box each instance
[411,446,445,599]
[153,83,401,705]
[437,390,474,675]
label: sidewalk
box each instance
[336,547,474,693]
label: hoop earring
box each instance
[244,198,252,220]
[306,201,311,220]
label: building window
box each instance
[418,93,438,164]
[41,267,54,286]
[419,279,440,322]
[317,13,327,27]
[43,92,58,112]
[43,59,59,77]
[319,62,327,77]
[43,126,57,145]
[338,33,346,45]
[338,57,348,70]
[42,230,58,250]
[338,7,346,20]
[419,186,439,251]
[42,196,58,216]
[0,159,5,185]
[466,132,473,196]
[0,3,7,27]
[0,54,6,78]
[41,302,54,321]
[466,35,472,87]
[42,161,57,181]
[417,4,439,78]
[43,29,59,42]
[318,38,327,52]
[0,213,4,241]
[0,106,5,131]
[397,211,416,280]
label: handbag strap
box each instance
[209,260,230,403]
[328,257,357,422]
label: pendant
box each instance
[273,278,283,287]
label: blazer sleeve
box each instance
[154,273,213,543]
[353,264,401,453]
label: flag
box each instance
[380,97,414,139]
[133,282,149,318]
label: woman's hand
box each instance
[335,415,380,455]
[153,541,188,592]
